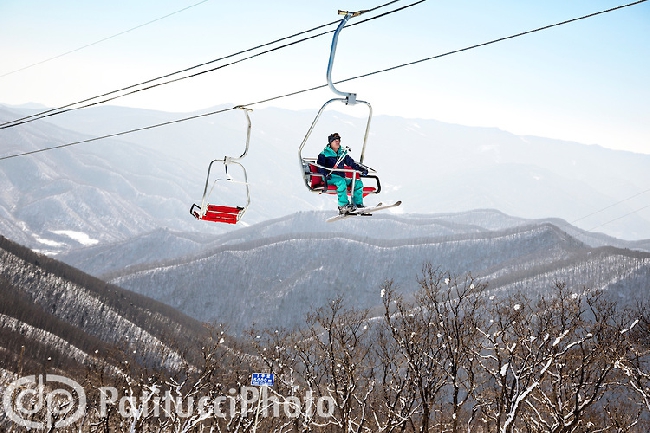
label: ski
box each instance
[326,201,402,223]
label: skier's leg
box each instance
[352,178,364,207]
[329,175,350,207]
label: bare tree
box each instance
[250,295,375,432]
[414,265,487,432]
[369,298,419,433]
[381,273,449,433]
[525,286,632,432]
[472,285,575,432]
[470,283,638,433]
[300,296,375,432]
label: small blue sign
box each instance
[251,373,274,387]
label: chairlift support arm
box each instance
[327,10,364,105]
[299,11,373,166]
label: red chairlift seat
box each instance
[190,204,244,225]
[304,159,380,197]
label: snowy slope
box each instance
[59,209,650,279]
[0,235,207,375]
[107,218,650,334]
[2,103,649,246]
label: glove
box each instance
[361,169,368,176]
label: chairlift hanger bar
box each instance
[228,106,253,161]
[299,10,373,165]
[327,11,364,104]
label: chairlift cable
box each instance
[588,204,650,233]
[0,0,645,163]
[571,187,650,224]
[0,0,420,130]
[239,0,648,106]
[0,0,214,80]
[332,0,648,85]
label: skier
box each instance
[317,133,368,214]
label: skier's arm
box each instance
[317,153,332,178]
[344,155,368,176]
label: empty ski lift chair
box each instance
[190,107,252,224]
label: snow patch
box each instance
[32,249,60,256]
[35,237,65,247]
[479,144,498,153]
[51,230,99,246]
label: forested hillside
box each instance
[4,256,650,432]
[0,235,208,376]
[107,214,650,334]
[2,222,650,431]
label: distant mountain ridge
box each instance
[100,211,650,334]
[1,102,649,255]
[58,208,650,279]
[2,102,650,334]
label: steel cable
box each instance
[0,0,646,162]
[0,0,214,79]
[0,0,420,130]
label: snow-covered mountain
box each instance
[0,106,214,253]
[2,103,649,253]
[4,103,649,431]
[2,102,650,334]
[100,211,650,334]
[57,208,650,279]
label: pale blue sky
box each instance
[1,0,648,153]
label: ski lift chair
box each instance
[190,107,252,224]
[298,11,381,200]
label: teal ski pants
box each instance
[328,174,364,207]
